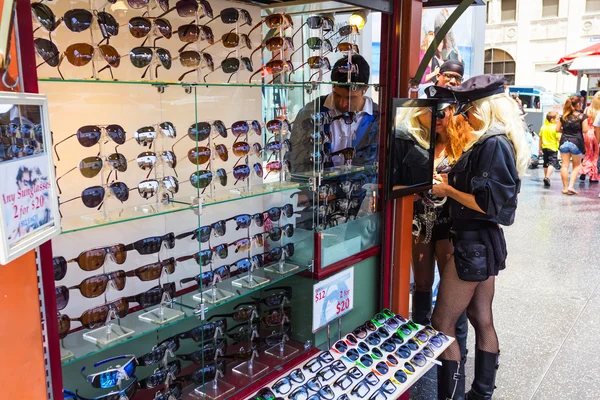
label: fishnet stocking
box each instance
[431,257,499,361]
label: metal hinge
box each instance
[308,260,314,273]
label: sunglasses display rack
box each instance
[29,0,394,399]
[247,311,454,400]
[193,320,237,399]
[262,290,298,361]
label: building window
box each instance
[587,0,600,12]
[542,0,559,17]
[501,0,517,21]
[484,49,516,85]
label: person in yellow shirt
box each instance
[539,111,561,187]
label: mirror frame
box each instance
[385,98,438,200]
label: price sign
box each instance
[0,94,60,264]
[312,267,354,332]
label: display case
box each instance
[26,0,400,398]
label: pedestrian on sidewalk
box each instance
[582,92,600,182]
[431,75,528,400]
[557,95,588,195]
[539,111,560,187]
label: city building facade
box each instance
[485,0,600,93]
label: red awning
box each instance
[557,43,600,66]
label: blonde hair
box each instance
[467,94,530,177]
[421,31,435,51]
[396,107,431,149]
[586,92,600,123]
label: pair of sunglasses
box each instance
[177,360,227,385]
[137,336,180,366]
[176,220,226,243]
[176,339,227,363]
[179,265,231,288]
[204,55,254,83]
[303,351,335,373]
[129,46,172,79]
[55,154,127,193]
[138,360,182,389]
[272,368,305,394]
[53,124,125,160]
[189,168,227,190]
[177,318,226,342]
[81,355,136,389]
[59,183,130,211]
[134,121,176,147]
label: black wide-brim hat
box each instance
[448,74,506,116]
[424,85,458,111]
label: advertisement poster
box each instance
[419,7,480,94]
[1,155,53,247]
[312,267,354,332]
[0,95,59,264]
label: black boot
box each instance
[411,290,432,325]
[466,350,499,400]
[437,360,465,400]
[455,311,469,360]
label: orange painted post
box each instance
[391,197,414,316]
[0,250,48,399]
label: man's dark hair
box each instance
[331,54,370,85]
[16,166,31,186]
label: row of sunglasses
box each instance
[34,1,359,81]
[53,119,291,158]
[251,309,450,400]
[64,303,292,399]
[57,159,292,209]
[54,240,295,305]
[57,140,291,186]
[54,203,296,273]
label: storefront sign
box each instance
[312,267,354,332]
[0,93,60,264]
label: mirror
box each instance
[386,99,437,199]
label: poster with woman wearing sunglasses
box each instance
[2,161,53,246]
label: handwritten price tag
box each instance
[312,267,354,332]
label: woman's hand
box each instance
[432,182,452,198]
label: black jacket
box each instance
[449,129,521,227]
[391,126,431,188]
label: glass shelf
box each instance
[60,261,311,366]
[60,202,194,235]
[60,302,195,367]
[38,77,380,89]
[61,183,310,235]
[175,262,311,313]
[292,164,378,181]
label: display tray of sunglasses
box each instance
[246,316,454,400]
[181,340,311,400]
[175,262,311,311]
[291,164,378,181]
[60,302,196,366]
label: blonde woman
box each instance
[420,31,438,84]
[582,93,600,182]
[431,75,528,400]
